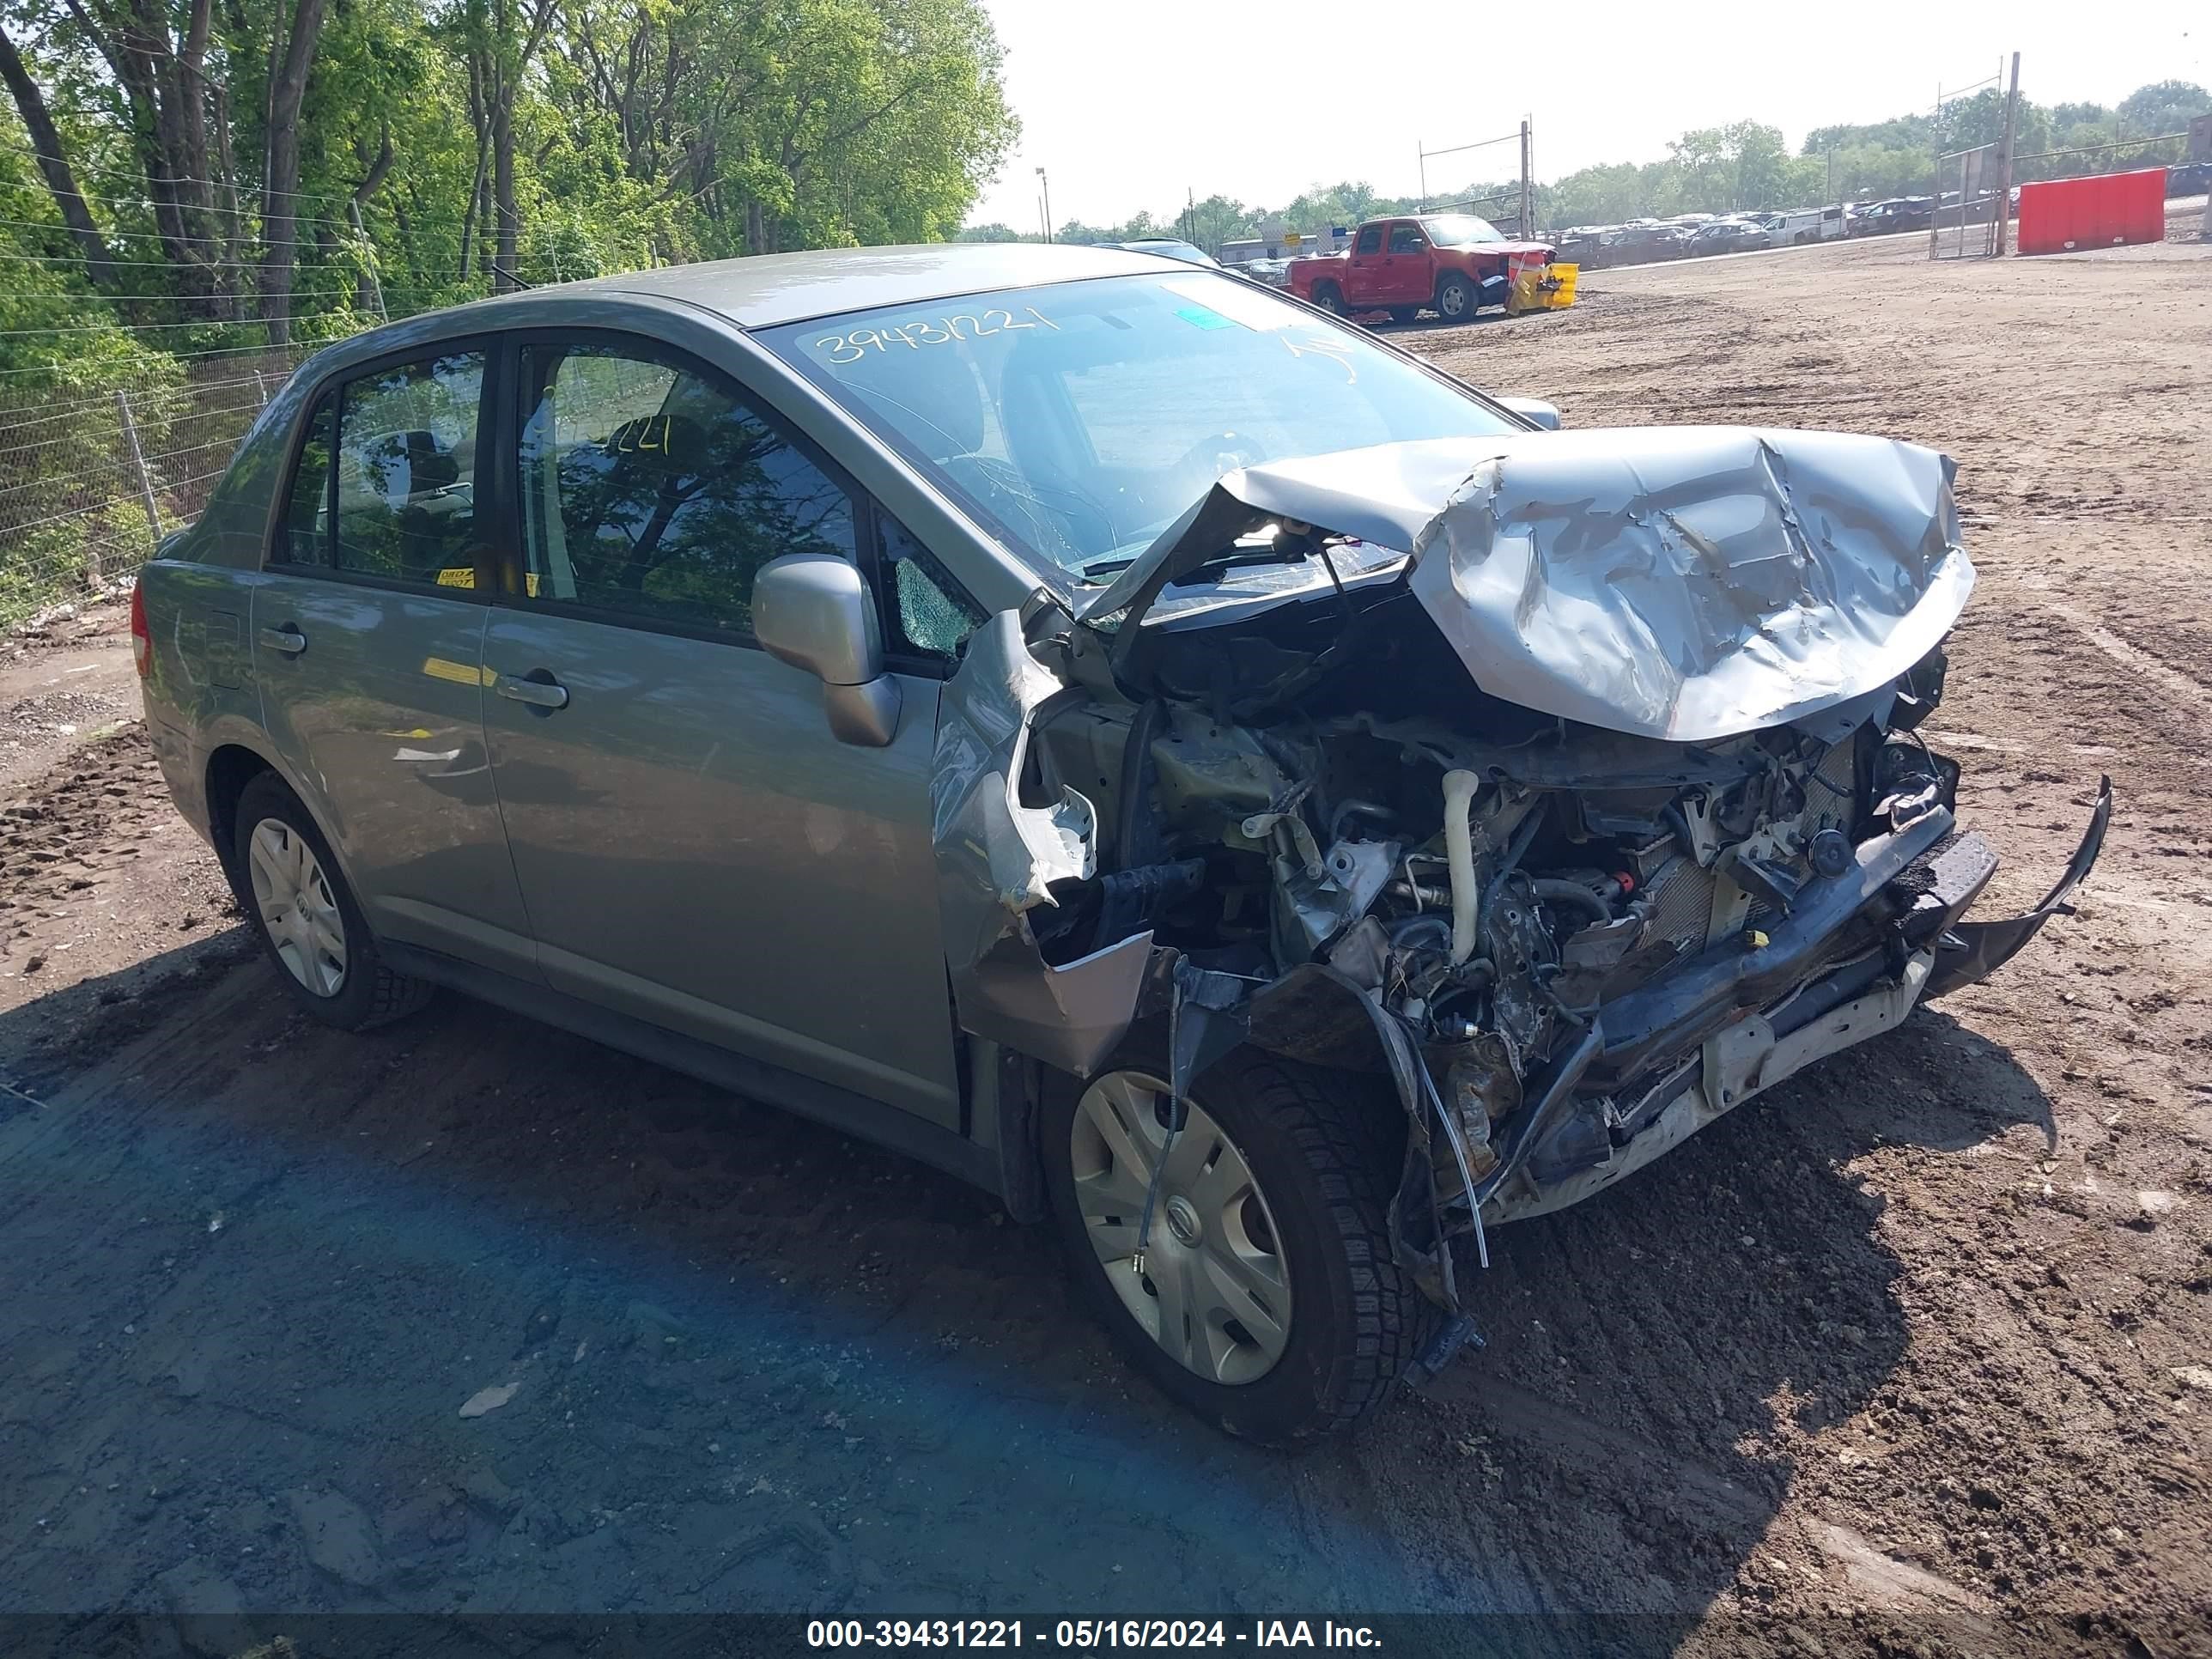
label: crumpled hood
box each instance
[1079,427,1974,743]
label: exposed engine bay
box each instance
[931,428,2111,1317]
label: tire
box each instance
[1387,306,1419,325]
[1434,273,1475,322]
[230,772,433,1030]
[1309,282,1345,315]
[1042,1041,1430,1446]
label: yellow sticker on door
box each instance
[420,656,496,687]
[435,567,539,596]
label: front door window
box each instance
[515,343,857,633]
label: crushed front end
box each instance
[933,425,2110,1319]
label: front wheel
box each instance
[1435,273,1475,322]
[1042,1044,1428,1445]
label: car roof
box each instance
[389,241,1176,333]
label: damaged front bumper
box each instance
[1925,777,2112,999]
[1451,776,2112,1238]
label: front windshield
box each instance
[1418,213,1503,246]
[763,271,1517,580]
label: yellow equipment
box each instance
[1506,263,1579,315]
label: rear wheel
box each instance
[1309,281,1345,315]
[231,772,433,1030]
[1435,273,1475,322]
[1042,1042,1428,1445]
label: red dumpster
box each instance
[2015,168,2167,255]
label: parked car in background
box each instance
[1934,191,2001,225]
[1849,198,1935,236]
[1892,198,1937,234]
[1765,205,1849,244]
[1554,225,1613,268]
[1109,238,1219,268]
[1601,222,1687,264]
[132,240,2108,1445]
[1287,213,1554,323]
[1230,256,1294,288]
[2165,161,2212,198]
[1689,217,1771,254]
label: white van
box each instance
[1765,206,1847,245]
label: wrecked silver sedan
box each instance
[137,245,2106,1444]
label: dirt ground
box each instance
[2,225,2209,1656]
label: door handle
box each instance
[259,625,307,656]
[495,672,569,710]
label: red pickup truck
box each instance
[1286,212,1554,323]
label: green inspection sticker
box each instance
[1173,303,1236,330]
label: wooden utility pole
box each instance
[1994,52,2021,257]
[1519,119,1533,240]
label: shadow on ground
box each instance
[0,939,2057,1650]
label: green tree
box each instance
[2117,80,2209,137]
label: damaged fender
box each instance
[931,607,1148,1078]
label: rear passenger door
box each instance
[477,334,977,1127]
[252,343,536,977]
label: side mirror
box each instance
[1499,395,1562,430]
[753,554,902,747]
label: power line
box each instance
[9,190,471,240]
[0,337,346,376]
[0,279,495,304]
[0,135,413,213]
[0,247,473,270]
[0,373,288,431]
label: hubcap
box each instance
[1442,287,1467,317]
[1069,1070,1293,1386]
[247,817,348,998]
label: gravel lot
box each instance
[2,224,2208,1656]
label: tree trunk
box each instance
[0,25,119,289]
[258,0,329,345]
[492,84,518,289]
[212,81,243,319]
[459,52,488,282]
[125,0,221,300]
[351,125,392,313]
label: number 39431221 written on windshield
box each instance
[813,308,1060,362]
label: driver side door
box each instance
[1342,224,1388,307]
[1382,221,1433,304]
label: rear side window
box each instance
[274,350,486,587]
[276,397,335,563]
[515,342,858,635]
[333,352,485,586]
[1354,226,1382,254]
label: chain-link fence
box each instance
[1930,145,2002,258]
[0,349,314,623]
